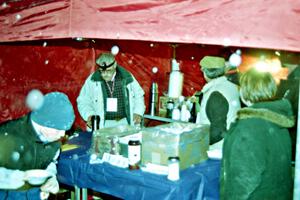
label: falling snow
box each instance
[2,2,7,8]
[11,151,20,162]
[15,14,21,21]
[72,154,79,160]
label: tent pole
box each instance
[293,79,300,200]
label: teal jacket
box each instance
[77,66,145,128]
[220,99,294,200]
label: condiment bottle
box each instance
[128,140,141,170]
[166,99,174,118]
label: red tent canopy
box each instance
[1,0,300,51]
[1,0,300,128]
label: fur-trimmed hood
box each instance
[237,99,295,128]
[221,99,294,200]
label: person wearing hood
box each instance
[0,91,75,200]
[220,68,294,200]
[77,52,145,129]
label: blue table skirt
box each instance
[57,132,221,200]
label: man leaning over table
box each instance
[77,52,145,129]
[0,91,75,200]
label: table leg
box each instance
[71,190,75,200]
[82,188,88,200]
[74,185,81,200]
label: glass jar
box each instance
[128,140,141,170]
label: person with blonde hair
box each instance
[220,68,295,199]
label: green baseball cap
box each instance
[199,56,225,69]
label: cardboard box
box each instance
[141,122,209,170]
[90,125,141,158]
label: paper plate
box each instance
[26,169,53,185]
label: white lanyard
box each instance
[105,72,116,97]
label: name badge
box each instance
[107,98,118,112]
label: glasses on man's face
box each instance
[99,67,116,75]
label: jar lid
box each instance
[168,156,180,161]
[128,140,140,145]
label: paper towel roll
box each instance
[168,71,184,98]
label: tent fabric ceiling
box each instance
[1,0,300,51]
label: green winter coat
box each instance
[220,99,295,200]
[0,114,60,170]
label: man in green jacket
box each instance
[0,91,75,200]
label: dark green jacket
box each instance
[0,114,60,170]
[221,99,294,200]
